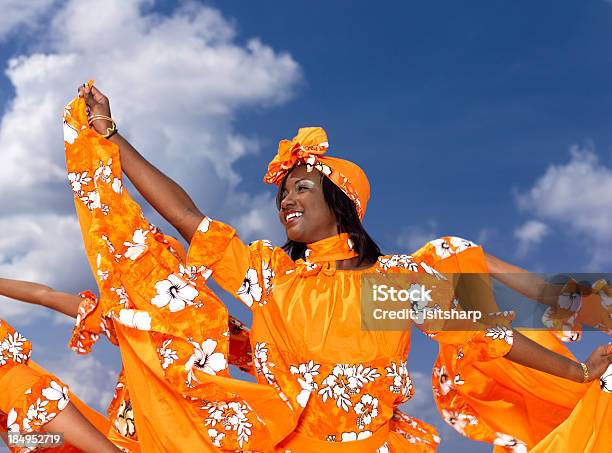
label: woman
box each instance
[63,82,611,452]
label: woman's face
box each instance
[278,164,338,243]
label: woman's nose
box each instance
[280,191,295,210]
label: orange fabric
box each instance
[187,220,522,452]
[264,127,370,219]
[418,237,612,452]
[64,89,295,451]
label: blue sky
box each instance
[0,1,610,451]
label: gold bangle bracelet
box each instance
[579,362,589,382]
[87,114,113,125]
[102,120,118,139]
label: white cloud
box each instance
[229,192,286,245]
[0,214,94,322]
[0,0,301,323]
[0,0,55,41]
[396,221,439,252]
[517,145,612,266]
[513,220,549,257]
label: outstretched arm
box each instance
[485,253,562,307]
[78,85,204,242]
[0,278,81,318]
[506,330,611,383]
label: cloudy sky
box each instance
[0,1,611,451]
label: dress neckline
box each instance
[305,233,358,263]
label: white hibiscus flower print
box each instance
[197,216,211,233]
[494,433,527,453]
[151,274,199,312]
[262,260,275,296]
[290,360,321,389]
[314,161,332,177]
[434,365,453,396]
[376,442,390,453]
[207,428,225,448]
[68,171,91,195]
[236,268,262,307]
[63,121,78,144]
[6,408,19,432]
[123,229,148,260]
[600,364,612,393]
[340,430,372,442]
[114,399,136,438]
[319,364,364,411]
[253,343,278,386]
[429,239,452,259]
[442,409,477,435]
[112,286,131,307]
[397,254,419,271]
[202,401,252,448]
[179,264,212,282]
[80,190,101,210]
[290,360,321,408]
[385,361,412,399]
[485,325,514,345]
[157,339,179,370]
[449,237,476,253]
[41,381,69,411]
[117,309,152,330]
[26,398,55,426]
[112,177,123,194]
[185,339,227,384]
[354,394,379,428]
[1,331,29,363]
[94,159,113,183]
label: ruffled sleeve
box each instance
[411,236,515,363]
[68,291,118,354]
[187,219,288,310]
[542,277,612,342]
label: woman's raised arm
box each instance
[78,85,204,242]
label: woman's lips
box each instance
[285,212,303,227]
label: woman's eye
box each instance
[296,184,310,192]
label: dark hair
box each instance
[276,168,382,265]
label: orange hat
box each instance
[264,127,370,219]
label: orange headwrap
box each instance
[264,127,370,219]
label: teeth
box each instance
[286,212,303,221]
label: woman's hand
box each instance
[583,343,612,382]
[78,84,112,135]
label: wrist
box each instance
[574,361,589,383]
